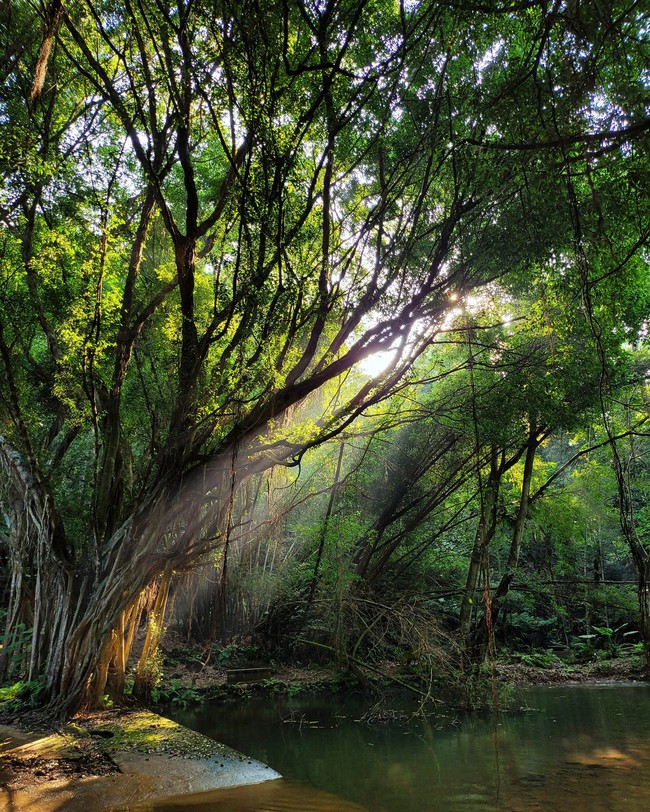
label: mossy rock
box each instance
[81,709,237,760]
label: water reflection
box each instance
[140,684,650,812]
[112,778,368,811]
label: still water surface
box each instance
[127,683,650,811]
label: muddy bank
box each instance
[0,709,279,812]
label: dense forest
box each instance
[1,0,649,717]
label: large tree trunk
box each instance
[49,513,167,713]
[133,563,173,703]
[0,436,72,687]
[40,451,245,717]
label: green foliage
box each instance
[156,680,203,709]
[510,650,565,669]
[0,678,47,712]
[1,0,650,712]
[163,646,204,669]
[215,644,263,666]
[136,647,164,697]
[0,681,25,702]
[0,616,32,678]
[463,672,515,712]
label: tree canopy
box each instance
[1,0,649,713]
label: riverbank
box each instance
[494,651,648,686]
[153,643,649,706]
[0,708,279,812]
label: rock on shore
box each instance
[0,708,280,812]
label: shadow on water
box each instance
[134,683,650,812]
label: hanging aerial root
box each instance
[31,0,64,102]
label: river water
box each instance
[130,682,650,811]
